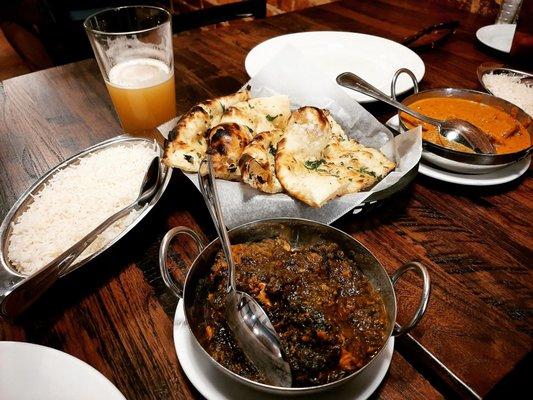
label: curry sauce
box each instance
[194,238,388,387]
[401,97,531,154]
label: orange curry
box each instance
[401,97,531,154]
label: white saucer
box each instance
[173,300,394,400]
[419,157,530,186]
[245,31,425,103]
[476,24,516,53]
[0,341,126,400]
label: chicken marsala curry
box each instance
[193,237,388,387]
[401,97,531,154]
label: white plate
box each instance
[173,300,394,400]
[419,156,530,186]
[476,24,516,53]
[245,31,425,103]
[0,341,126,400]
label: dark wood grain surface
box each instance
[1,0,531,399]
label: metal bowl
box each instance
[389,70,532,174]
[399,88,532,170]
[0,135,172,315]
[477,63,533,98]
[159,218,430,395]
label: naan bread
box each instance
[218,95,291,135]
[239,129,285,193]
[276,107,395,207]
[162,90,250,171]
[208,95,290,179]
[208,123,253,180]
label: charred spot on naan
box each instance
[208,123,253,180]
[239,130,284,193]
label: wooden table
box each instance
[1,0,531,398]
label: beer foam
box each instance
[108,58,171,89]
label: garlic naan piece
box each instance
[239,129,285,193]
[208,123,253,180]
[219,95,291,135]
[208,95,290,179]
[276,107,394,207]
[163,90,250,171]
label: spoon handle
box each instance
[336,72,442,127]
[198,156,237,292]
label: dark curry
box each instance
[194,237,388,387]
[401,97,531,154]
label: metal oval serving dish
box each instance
[159,218,430,395]
[0,135,172,299]
[399,88,532,174]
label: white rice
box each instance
[7,142,159,276]
[483,72,533,117]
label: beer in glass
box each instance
[84,6,177,136]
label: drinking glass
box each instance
[84,6,177,136]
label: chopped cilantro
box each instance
[245,125,253,134]
[359,166,377,177]
[266,114,278,122]
[304,159,325,170]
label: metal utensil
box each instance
[402,20,459,49]
[477,62,533,94]
[0,157,161,318]
[198,156,292,387]
[337,72,496,154]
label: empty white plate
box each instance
[476,24,516,53]
[245,31,425,103]
[0,341,126,400]
[173,300,394,400]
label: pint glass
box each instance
[84,6,177,135]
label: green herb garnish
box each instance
[359,166,377,177]
[268,144,277,156]
[184,154,194,164]
[266,114,278,122]
[304,159,325,170]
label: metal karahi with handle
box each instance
[389,69,533,170]
[159,218,431,394]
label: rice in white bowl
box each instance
[7,142,159,276]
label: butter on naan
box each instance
[275,107,395,207]
[239,129,285,193]
[162,90,250,172]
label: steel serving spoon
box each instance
[0,157,162,318]
[337,72,496,154]
[198,156,292,387]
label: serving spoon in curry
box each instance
[199,156,292,387]
[337,72,496,154]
